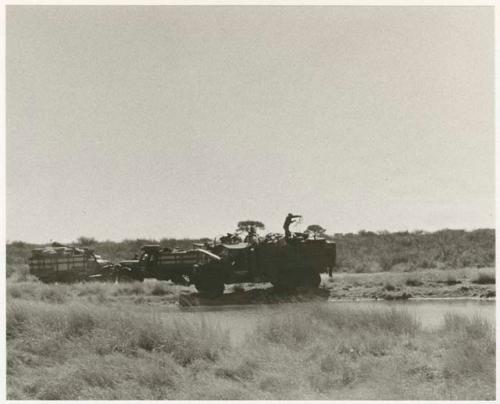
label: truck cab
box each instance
[118,244,219,283]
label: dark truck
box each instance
[118,235,336,298]
[29,243,115,283]
[116,245,220,283]
[191,237,336,298]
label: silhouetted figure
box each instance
[244,225,258,244]
[283,213,301,239]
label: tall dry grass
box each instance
[7,299,230,399]
[7,296,495,400]
[7,279,182,306]
[472,271,496,285]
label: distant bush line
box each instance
[6,229,495,276]
[329,229,494,272]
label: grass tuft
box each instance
[405,277,423,287]
[472,272,495,285]
[150,282,173,296]
[255,311,314,348]
[384,282,396,291]
[6,302,30,339]
[445,274,460,285]
[112,282,145,296]
[65,305,97,338]
[311,305,420,336]
[441,314,495,385]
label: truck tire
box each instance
[271,267,300,292]
[193,268,225,298]
[301,271,321,289]
[194,278,224,298]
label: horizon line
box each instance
[6,226,495,245]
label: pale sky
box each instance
[6,6,494,243]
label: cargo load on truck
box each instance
[29,243,114,283]
[115,245,220,283]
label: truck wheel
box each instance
[271,280,290,292]
[193,268,225,298]
[195,279,224,298]
[272,268,300,292]
[301,271,321,289]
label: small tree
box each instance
[306,224,326,239]
[237,220,265,233]
[76,236,97,246]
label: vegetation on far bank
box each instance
[6,228,495,302]
[332,229,494,272]
[326,267,495,300]
[6,228,495,278]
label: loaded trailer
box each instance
[28,244,114,283]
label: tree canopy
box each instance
[306,224,326,238]
[237,220,265,232]
[76,236,97,246]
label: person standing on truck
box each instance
[244,225,258,244]
[283,213,302,239]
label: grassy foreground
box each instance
[7,287,495,400]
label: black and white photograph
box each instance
[4,3,496,400]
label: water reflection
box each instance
[170,299,494,345]
[328,299,495,329]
